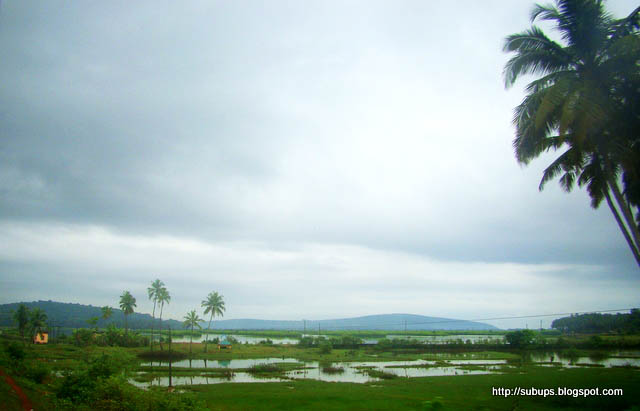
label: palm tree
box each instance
[183,310,202,355]
[101,306,113,324]
[157,287,171,349]
[503,0,640,266]
[30,308,48,343]
[119,291,137,335]
[147,279,164,350]
[13,304,30,345]
[201,291,225,353]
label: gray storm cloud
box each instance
[1,0,638,326]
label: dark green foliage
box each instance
[73,328,94,347]
[364,369,397,379]
[24,362,50,383]
[319,341,333,354]
[321,363,344,374]
[6,342,25,362]
[504,0,640,265]
[56,369,97,403]
[29,308,48,340]
[297,336,315,348]
[248,363,280,374]
[0,300,183,330]
[55,354,126,403]
[552,310,640,333]
[423,397,444,410]
[297,335,362,350]
[505,329,536,347]
[12,304,29,341]
[56,371,205,410]
[137,349,187,361]
[72,326,149,347]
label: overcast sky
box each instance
[1,1,638,329]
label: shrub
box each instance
[319,341,332,354]
[56,370,96,403]
[248,363,280,374]
[73,328,94,347]
[505,329,536,348]
[25,362,50,384]
[321,363,344,374]
[6,342,25,363]
[297,337,315,348]
[365,369,397,379]
[588,335,604,348]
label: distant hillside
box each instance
[0,302,498,331]
[203,314,499,331]
[0,300,182,330]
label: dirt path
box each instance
[0,367,34,411]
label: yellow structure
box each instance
[34,331,49,344]
[218,337,232,350]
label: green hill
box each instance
[0,300,182,330]
[0,301,499,331]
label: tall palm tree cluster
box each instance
[183,291,226,355]
[147,279,171,350]
[504,0,640,265]
[144,280,226,354]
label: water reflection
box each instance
[133,350,640,388]
[131,359,496,388]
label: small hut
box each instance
[218,337,232,350]
[34,331,49,344]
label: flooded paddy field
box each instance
[131,350,640,388]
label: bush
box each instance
[248,363,280,374]
[588,335,604,348]
[376,338,392,349]
[505,329,536,348]
[321,363,344,374]
[25,362,50,384]
[94,325,149,347]
[6,342,25,363]
[56,370,97,403]
[57,373,205,410]
[297,336,315,348]
[319,341,332,354]
[73,328,94,347]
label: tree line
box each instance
[10,280,225,352]
[551,309,640,333]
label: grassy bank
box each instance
[188,366,640,410]
[3,331,640,410]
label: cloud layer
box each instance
[1,1,638,327]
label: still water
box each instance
[132,358,495,387]
[165,333,505,345]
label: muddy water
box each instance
[132,350,640,388]
[131,358,496,387]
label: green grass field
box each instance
[187,367,640,410]
[2,331,640,410]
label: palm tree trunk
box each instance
[608,176,640,254]
[158,303,165,351]
[604,186,640,266]
[190,325,193,355]
[205,314,213,353]
[150,299,157,351]
[124,314,128,336]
